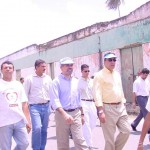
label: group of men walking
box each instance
[0,52,149,150]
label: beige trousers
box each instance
[55,109,88,150]
[101,103,131,150]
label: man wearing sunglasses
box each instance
[78,64,97,149]
[50,57,88,150]
[131,68,150,132]
[93,52,130,150]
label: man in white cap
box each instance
[93,52,130,150]
[50,57,88,150]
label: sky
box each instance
[0,0,149,58]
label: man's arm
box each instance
[133,80,138,109]
[23,77,31,98]
[22,102,31,133]
[132,92,137,109]
[93,73,105,123]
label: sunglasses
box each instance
[83,70,90,73]
[107,58,116,62]
[142,72,149,75]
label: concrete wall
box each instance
[0,1,150,80]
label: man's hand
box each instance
[98,112,106,123]
[81,114,85,125]
[26,123,32,133]
[132,102,136,109]
[137,142,143,150]
[64,113,74,124]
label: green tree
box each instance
[106,0,124,10]
[106,0,124,17]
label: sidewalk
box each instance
[12,113,150,150]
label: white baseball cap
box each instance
[59,57,74,65]
[104,52,117,59]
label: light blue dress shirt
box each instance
[50,74,81,110]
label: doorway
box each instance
[121,46,143,102]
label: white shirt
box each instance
[24,73,52,104]
[0,79,28,127]
[133,77,150,96]
[78,77,93,99]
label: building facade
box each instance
[0,2,150,102]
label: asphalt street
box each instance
[12,113,150,150]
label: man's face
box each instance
[61,64,73,76]
[141,72,149,80]
[104,57,116,71]
[36,63,46,74]
[81,67,90,78]
[1,63,14,77]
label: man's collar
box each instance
[60,73,73,80]
[81,76,89,81]
[103,67,114,73]
[32,72,46,77]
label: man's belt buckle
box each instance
[64,108,78,112]
[81,99,94,102]
[103,102,121,105]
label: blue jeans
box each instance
[0,119,29,150]
[29,102,50,150]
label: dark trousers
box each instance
[132,96,148,128]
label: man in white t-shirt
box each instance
[0,61,31,150]
[131,68,150,132]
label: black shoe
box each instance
[69,133,73,139]
[131,124,137,131]
[147,130,150,134]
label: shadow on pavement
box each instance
[70,147,75,150]
[130,131,141,135]
[143,144,150,149]
[49,125,56,127]
[47,136,57,140]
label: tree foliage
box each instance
[106,0,124,10]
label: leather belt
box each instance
[30,101,50,106]
[137,96,148,98]
[103,102,121,105]
[81,99,94,102]
[64,108,78,112]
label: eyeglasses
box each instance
[107,58,116,62]
[83,70,90,73]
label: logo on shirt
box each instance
[4,88,18,107]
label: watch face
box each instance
[99,110,103,114]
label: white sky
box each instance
[0,0,149,58]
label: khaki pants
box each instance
[101,103,130,150]
[55,109,88,150]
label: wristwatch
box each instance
[98,110,104,114]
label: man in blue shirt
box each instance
[50,57,88,150]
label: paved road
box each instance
[12,113,150,150]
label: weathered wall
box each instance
[0,1,150,81]
[54,53,100,79]
[143,43,150,80]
